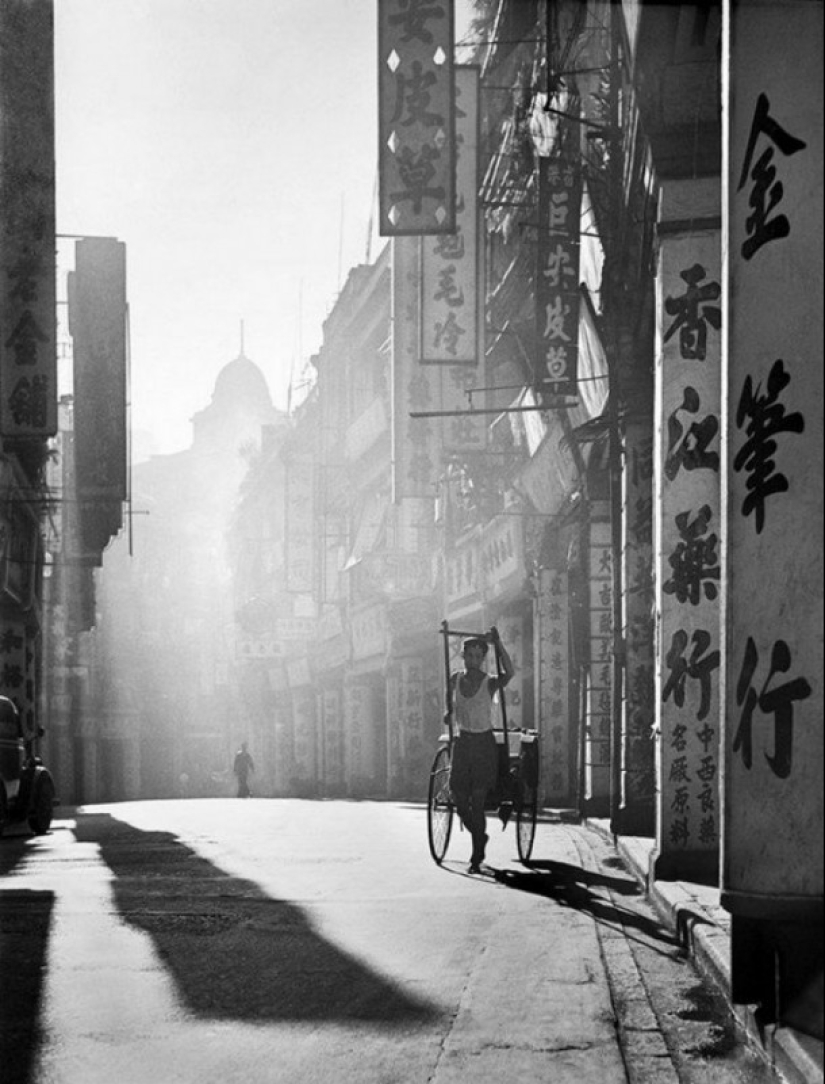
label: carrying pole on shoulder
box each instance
[440,620,454,742]
[493,637,509,741]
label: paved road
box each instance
[0,799,780,1084]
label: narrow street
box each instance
[1,800,779,1084]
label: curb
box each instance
[585,821,824,1084]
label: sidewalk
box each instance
[586,820,824,1084]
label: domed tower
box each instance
[191,350,280,454]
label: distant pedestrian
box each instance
[233,742,255,798]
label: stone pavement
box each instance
[586,820,824,1084]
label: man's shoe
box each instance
[468,861,482,874]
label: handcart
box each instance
[427,620,540,867]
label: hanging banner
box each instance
[378,0,455,235]
[536,156,582,399]
[723,0,822,917]
[421,66,479,365]
[0,1,57,438]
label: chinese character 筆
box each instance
[733,358,804,534]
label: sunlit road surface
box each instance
[0,800,778,1084]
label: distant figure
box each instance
[233,742,255,798]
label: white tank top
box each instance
[454,672,494,733]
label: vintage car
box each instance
[0,694,55,836]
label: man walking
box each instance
[233,741,255,798]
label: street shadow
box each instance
[0,889,54,1084]
[0,832,31,876]
[73,813,437,1026]
[490,859,682,957]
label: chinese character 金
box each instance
[738,92,807,261]
[733,358,804,535]
[733,636,811,779]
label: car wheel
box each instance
[28,775,55,835]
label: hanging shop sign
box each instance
[392,236,442,500]
[378,0,455,235]
[70,238,128,558]
[0,2,57,438]
[421,66,479,366]
[723,0,822,918]
[284,453,315,594]
[536,156,582,400]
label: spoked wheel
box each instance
[516,779,537,865]
[427,745,454,864]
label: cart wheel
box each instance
[516,780,537,865]
[427,746,453,864]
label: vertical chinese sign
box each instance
[620,432,655,829]
[585,504,612,812]
[70,239,128,558]
[392,235,441,499]
[536,156,582,401]
[0,0,57,438]
[655,220,722,881]
[378,0,455,235]
[723,1,822,918]
[284,453,315,594]
[535,568,572,805]
[421,66,486,457]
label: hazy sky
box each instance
[55,0,384,455]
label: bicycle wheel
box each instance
[516,777,537,864]
[427,745,454,864]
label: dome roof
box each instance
[211,353,273,409]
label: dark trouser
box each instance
[449,730,497,862]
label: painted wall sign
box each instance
[536,156,582,399]
[586,508,612,804]
[0,2,57,437]
[536,568,572,804]
[723,0,823,912]
[656,222,722,873]
[378,0,455,235]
